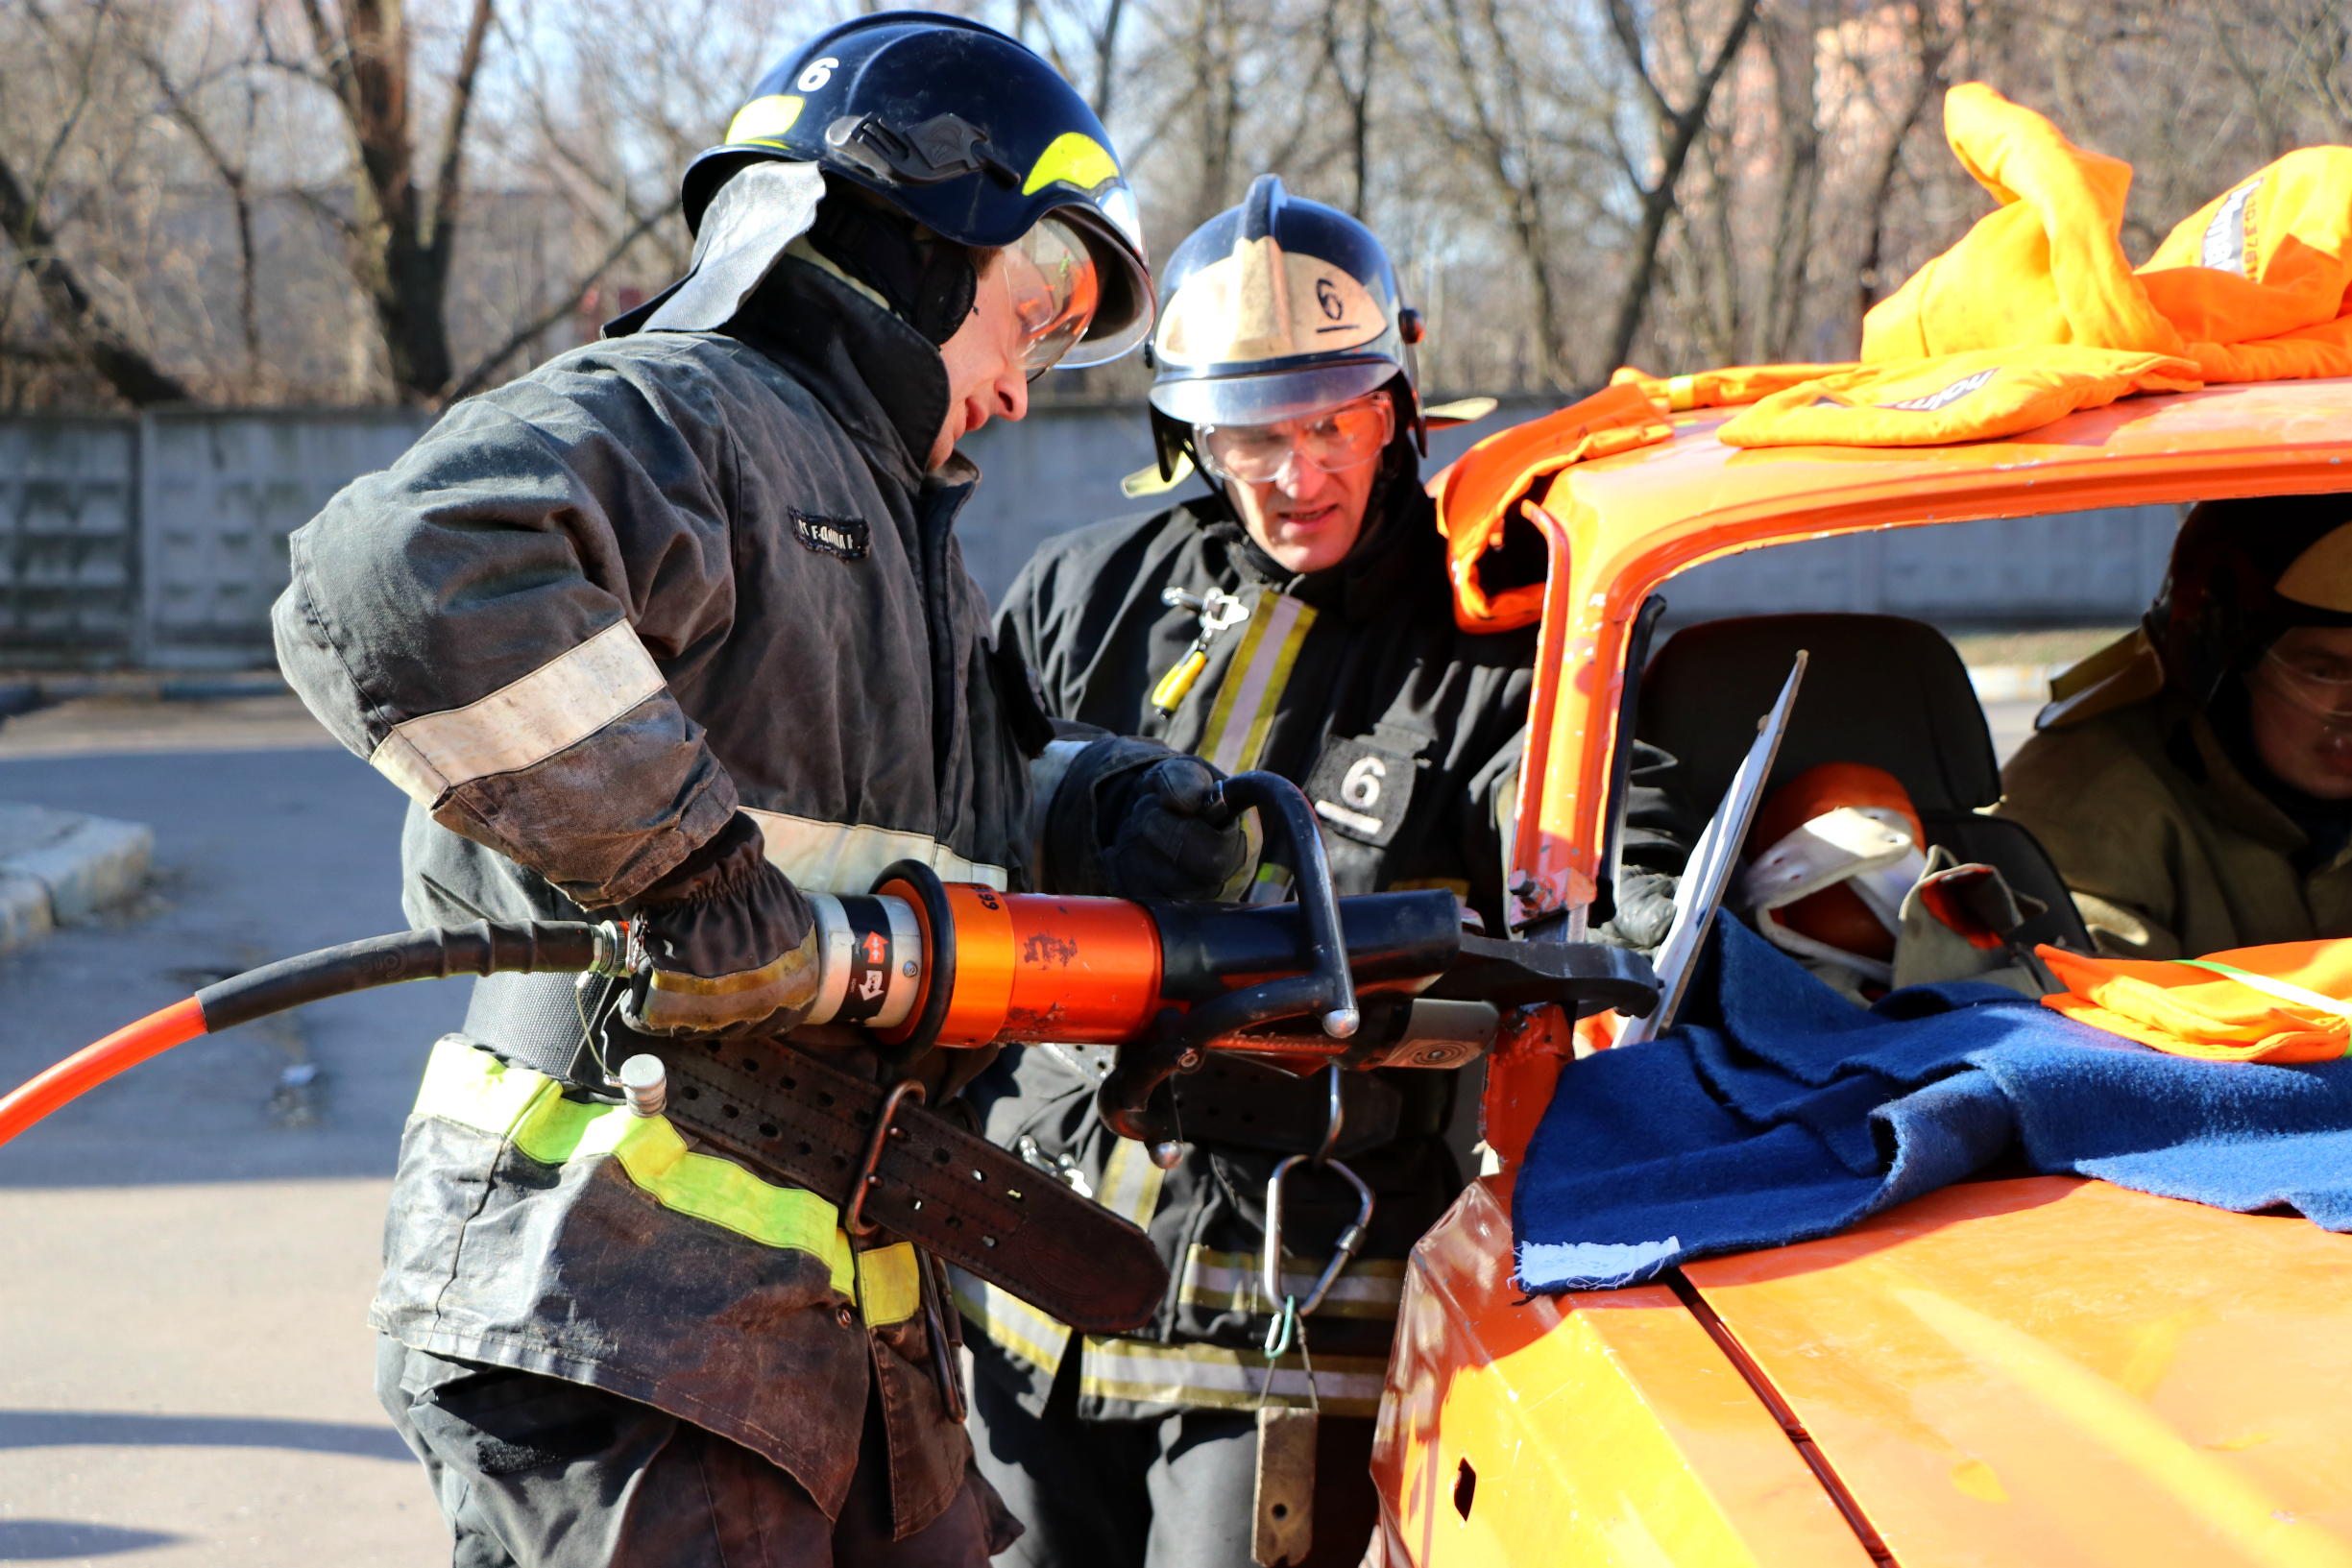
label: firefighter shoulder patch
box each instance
[1303,734,1419,848]
[791,510,870,561]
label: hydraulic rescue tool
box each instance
[0,774,1657,1329]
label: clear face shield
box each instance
[1192,394,1395,487]
[1000,216,1102,380]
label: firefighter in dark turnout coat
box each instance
[963,177,1535,1568]
[271,19,1246,1567]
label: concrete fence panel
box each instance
[0,418,138,663]
[0,398,2187,669]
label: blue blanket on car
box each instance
[1514,916,2352,1291]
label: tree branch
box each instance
[446,204,666,402]
[0,148,191,405]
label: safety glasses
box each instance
[1194,396,1394,486]
[1000,217,1101,381]
[2255,640,2352,728]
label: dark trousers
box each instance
[377,1337,1015,1568]
[965,1353,1376,1568]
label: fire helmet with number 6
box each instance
[615,12,1153,370]
[1143,174,1426,484]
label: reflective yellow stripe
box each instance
[1199,590,1316,776]
[725,93,803,145]
[950,1267,1075,1371]
[416,1039,854,1295]
[371,620,665,806]
[858,1242,925,1327]
[1176,1245,1406,1321]
[739,807,1008,896]
[1022,131,1120,195]
[1078,1337,1389,1417]
[1097,1136,1167,1229]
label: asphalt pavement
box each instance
[0,704,452,1567]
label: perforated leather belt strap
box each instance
[462,974,1170,1333]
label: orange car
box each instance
[1372,376,2352,1567]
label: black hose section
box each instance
[194,921,608,1033]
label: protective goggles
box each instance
[2253,641,2352,728]
[1001,217,1100,381]
[1193,395,1395,486]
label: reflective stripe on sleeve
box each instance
[1176,1245,1406,1321]
[370,619,667,806]
[1077,1337,1389,1417]
[1199,589,1316,776]
[857,1242,925,1327]
[414,1037,854,1294]
[740,808,1009,896]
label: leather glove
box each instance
[619,813,820,1039]
[1102,755,1250,902]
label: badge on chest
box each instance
[1303,734,1417,847]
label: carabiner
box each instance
[1260,1151,1374,1354]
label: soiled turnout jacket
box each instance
[964,470,1534,1422]
[273,262,1038,1535]
[1997,689,2352,959]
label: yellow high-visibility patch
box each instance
[1023,132,1119,195]
[858,1242,925,1327]
[728,94,804,147]
[416,1038,853,1294]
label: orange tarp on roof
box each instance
[1611,84,2352,448]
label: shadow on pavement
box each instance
[0,1409,412,1461]
[0,1519,186,1558]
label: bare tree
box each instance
[1601,0,1764,374]
[266,0,498,402]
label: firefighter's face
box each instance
[932,254,1031,470]
[1217,400,1386,574]
[2247,625,2352,799]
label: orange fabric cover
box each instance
[1618,84,2352,446]
[1867,85,2352,384]
[1608,363,1849,413]
[1430,382,1670,632]
[2038,939,2352,1063]
[1717,346,2201,448]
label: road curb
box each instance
[0,803,154,953]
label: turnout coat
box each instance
[273,262,1039,1535]
[966,463,1535,1422]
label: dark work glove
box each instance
[1040,737,1252,901]
[1104,756,1249,901]
[619,813,819,1040]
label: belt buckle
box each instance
[841,1077,927,1238]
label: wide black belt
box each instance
[462,973,1168,1334]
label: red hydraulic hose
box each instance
[0,997,207,1146]
[0,919,618,1151]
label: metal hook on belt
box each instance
[1260,1065,1373,1356]
[843,1077,926,1238]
